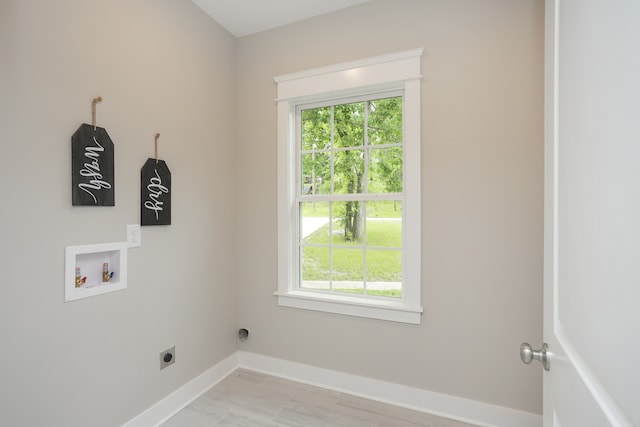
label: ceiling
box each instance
[192,0,370,38]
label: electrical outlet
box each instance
[160,346,175,370]
[127,224,141,247]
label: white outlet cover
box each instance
[127,224,141,248]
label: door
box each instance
[542,0,640,426]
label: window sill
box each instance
[274,290,423,324]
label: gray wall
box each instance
[0,1,237,426]
[235,0,544,414]
[0,0,543,424]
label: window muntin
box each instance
[297,94,403,300]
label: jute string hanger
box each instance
[92,96,102,131]
[154,133,160,164]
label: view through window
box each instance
[297,93,404,299]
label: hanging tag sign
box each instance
[71,124,115,206]
[141,158,171,225]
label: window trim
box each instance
[274,49,423,324]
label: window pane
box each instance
[334,149,364,194]
[369,147,403,193]
[332,248,364,295]
[365,203,402,248]
[366,249,402,281]
[334,102,364,148]
[366,200,402,219]
[332,201,364,244]
[301,107,331,151]
[366,249,402,298]
[368,96,403,145]
[301,152,331,195]
[293,92,410,304]
[301,202,330,244]
[301,246,330,290]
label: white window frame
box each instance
[274,48,423,324]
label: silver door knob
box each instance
[520,342,550,371]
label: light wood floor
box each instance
[162,368,479,427]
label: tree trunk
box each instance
[344,171,364,241]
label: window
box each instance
[298,94,404,294]
[275,49,423,324]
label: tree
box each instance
[368,97,403,198]
[301,96,403,242]
[334,102,364,241]
[301,107,332,195]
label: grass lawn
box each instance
[332,288,402,298]
[300,200,403,297]
[301,220,402,289]
[301,200,402,219]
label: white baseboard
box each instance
[238,351,541,427]
[123,351,542,427]
[122,352,238,427]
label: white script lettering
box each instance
[144,169,169,220]
[78,136,111,203]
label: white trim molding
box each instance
[238,352,542,427]
[274,289,423,324]
[274,49,424,324]
[122,353,238,427]
[274,48,424,102]
[124,351,542,427]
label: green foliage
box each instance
[301,221,402,282]
[367,97,403,194]
[333,288,402,298]
[301,200,402,219]
[368,97,403,145]
[300,95,404,242]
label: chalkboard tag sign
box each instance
[71,123,115,206]
[141,158,171,225]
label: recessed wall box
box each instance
[65,242,128,302]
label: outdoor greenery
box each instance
[301,96,403,240]
[333,288,402,298]
[299,95,404,298]
[301,218,402,297]
[301,200,402,220]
